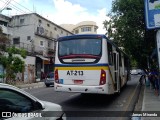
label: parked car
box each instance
[130,69,138,75]
[44,72,54,87]
[130,69,144,75]
[136,69,146,75]
[0,83,66,120]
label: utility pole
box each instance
[144,0,160,97]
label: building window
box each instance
[20,19,24,24]
[48,42,50,47]
[39,19,42,23]
[54,27,57,31]
[81,27,91,32]
[75,29,79,34]
[47,23,50,27]
[13,37,20,44]
[94,27,97,32]
[38,19,42,26]
[27,36,31,40]
[107,42,113,65]
[61,30,63,34]
[40,41,44,47]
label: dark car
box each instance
[44,72,54,87]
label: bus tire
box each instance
[118,77,122,94]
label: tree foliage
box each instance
[103,0,155,69]
[0,27,27,84]
[0,27,9,53]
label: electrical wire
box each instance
[0,0,33,14]
[0,0,28,14]
[0,0,10,10]
[0,0,12,12]
[12,0,33,13]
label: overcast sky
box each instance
[0,0,112,34]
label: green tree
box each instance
[103,0,155,69]
[0,27,9,53]
[0,27,27,84]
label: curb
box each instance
[17,82,45,90]
[123,76,143,120]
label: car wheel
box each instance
[46,85,50,87]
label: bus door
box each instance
[113,51,120,92]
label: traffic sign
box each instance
[144,0,160,29]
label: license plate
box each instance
[67,70,84,76]
[74,80,83,84]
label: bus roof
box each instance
[57,34,107,41]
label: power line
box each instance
[8,3,27,14]
[0,0,28,14]
[0,0,10,10]
[0,0,33,15]
[0,0,12,12]
[12,0,33,13]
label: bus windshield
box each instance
[58,38,102,58]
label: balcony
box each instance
[11,42,55,57]
[35,27,56,41]
[0,25,12,35]
[47,48,55,57]
[13,42,33,52]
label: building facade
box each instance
[0,14,12,37]
[0,13,73,83]
[10,13,73,56]
[60,21,98,34]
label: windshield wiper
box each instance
[59,54,100,59]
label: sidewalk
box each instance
[16,82,45,90]
[141,85,160,120]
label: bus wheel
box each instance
[124,81,127,87]
[118,77,122,94]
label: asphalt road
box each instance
[26,75,142,120]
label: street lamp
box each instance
[0,7,12,13]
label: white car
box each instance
[0,83,66,120]
[130,69,138,75]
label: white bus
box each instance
[54,34,130,94]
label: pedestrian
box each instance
[150,69,159,96]
[153,69,159,96]
[149,69,155,90]
[41,69,45,81]
[145,69,150,87]
[139,75,144,85]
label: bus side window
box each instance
[119,52,122,67]
[107,42,113,65]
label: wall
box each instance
[23,56,36,83]
[14,55,36,83]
